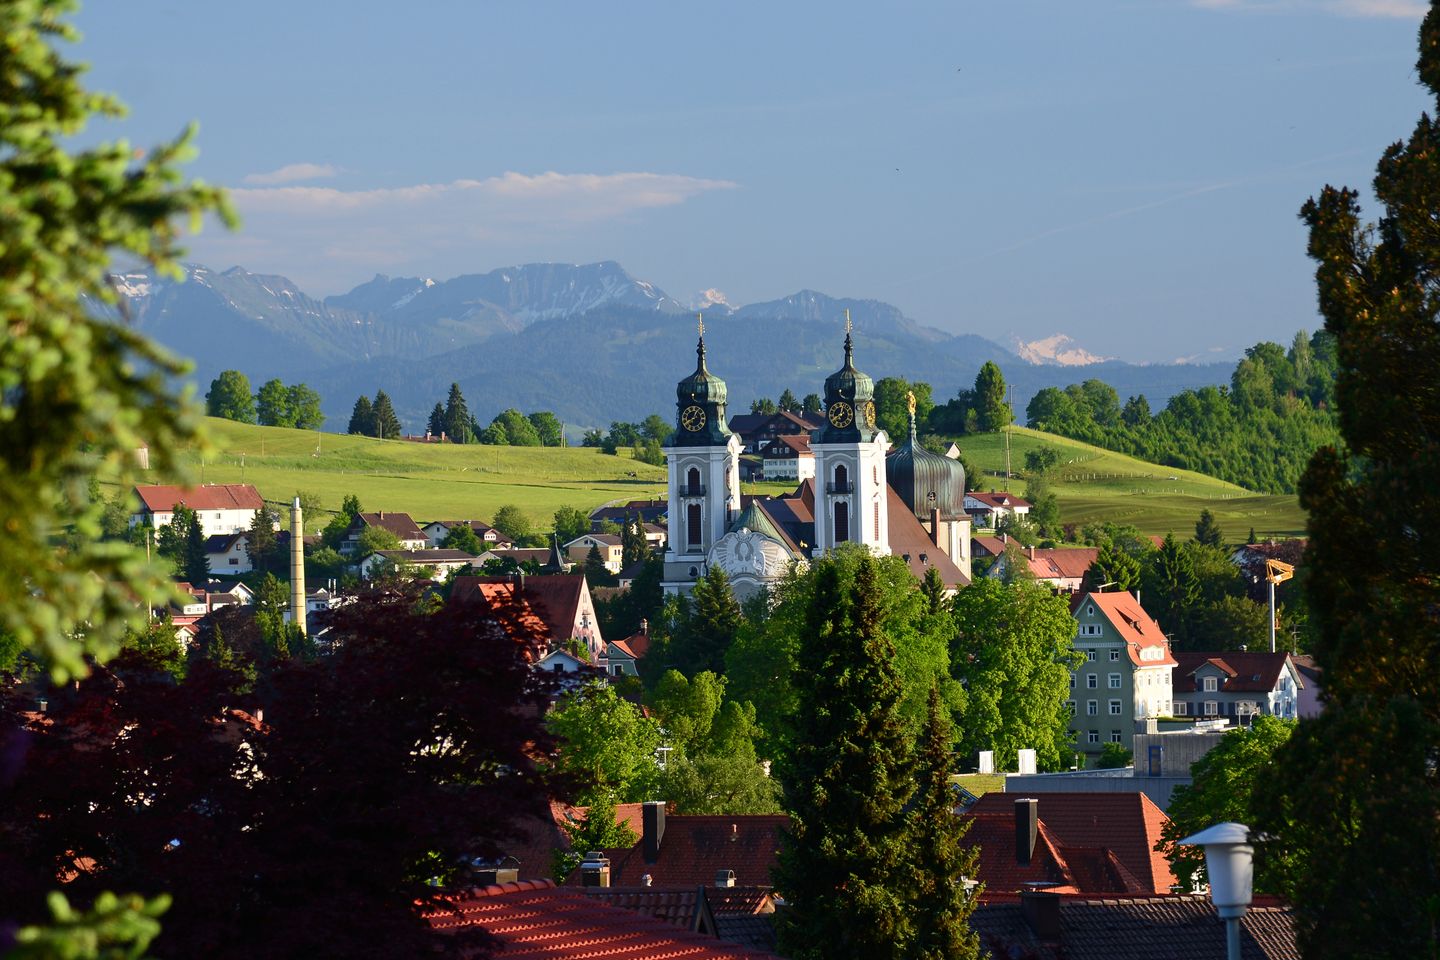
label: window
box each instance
[1109,699,1122,716]
[1203,676,1218,692]
[686,503,702,548]
[1087,731,1100,744]
[1086,700,1098,716]
[1087,605,1095,616]
[1079,624,1102,637]
[834,464,849,492]
[1086,675,1097,689]
[1085,649,1096,661]
[1203,700,1218,716]
[1110,730,1123,743]
[1108,673,1121,688]
[834,501,850,543]
[686,467,701,496]
[1109,650,1120,661]
[873,506,880,542]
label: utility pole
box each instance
[1003,386,1013,492]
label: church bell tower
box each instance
[662,315,742,594]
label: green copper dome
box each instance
[886,410,967,520]
[671,334,733,446]
[817,323,879,443]
[677,337,728,407]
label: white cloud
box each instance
[242,162,342,186]
[187,170,737,294]
[1191,0,1425,16]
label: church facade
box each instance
[661,321,973,600]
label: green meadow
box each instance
[125,418,1307,537]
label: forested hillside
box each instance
[1024,331,1339,494]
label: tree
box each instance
[749,398,777,415]
[552,506,590,545]
[247,504,279,574]
[490,409,540,446]
[480,420,508,445]
[1160,717,1297,892]
[908,686,981,960]
[581,428,604,447]
[1193,508,1223,548]
[427,403,446,438]
[255,377,291,426]
[583,544,615,586]
[1252,14,1440,955]
[778,389,801,413]
[372,391,401,439]
[206,370,255,423]
[294,490,323,534]
[1096,741,1132,769]
[1141,533,1200,645]
[529,411,564,447]
[1121,394,1151,428]
[1185,595,1271,653]
[1091,542,1142,593]
[802,393,822,414]
[774,557,916,960]
[949,577,1081,771]
[874,377,936,442]
[440,523,482,555]
[546,681,661,804]
[1023,474,1061,540]
[491,505,531,543]
[667,567,743,676]
[347,395,376,436]
[356,525,402,558]
[972,362,1011,433]
[553,792,639,880]
[443,383,470,443]
[620,513,649,569]
[639,414,670,444]
[287,383,324,430]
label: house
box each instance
[534,647,604,690]
[970,889,1298,959]
[203,533,253,574]
[1290,654,1323,717]
[564,533,624,574]
[358,549,481,580]
[758,434,815,482]
[340,511,428,554]
[1070,591,1177,759]
[966,792,1176,898]
[964,490,1032,529]
[971,535,1009,561]
[987,545,1099,593]
[422,879,781,959]
[451,574,604,665]
[420,520,514,550]
[1171,651,1304,723]
[726,409,824,455]
[604,621,652,677]
[590,498,669,529]
[131,483,265,537]
[641,522,668,550]
[592,803,786,889]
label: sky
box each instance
[75,0,1430,363]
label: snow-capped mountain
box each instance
[1011,333,1113,366]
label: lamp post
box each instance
[1178,822,1254,960]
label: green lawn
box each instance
[955,426,1307,539]
[951,773,1007,797]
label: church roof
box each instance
[886,412,966,520]
[729,500,805,556]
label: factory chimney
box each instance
[290,497,306,636]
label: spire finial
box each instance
[698,311,704,337]
[844,308,852,335]
[695,311,707,369]
[843,308,854,364]
[907,390,918,440]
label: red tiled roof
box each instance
[580,886,705,930]
[134,483,263,512]
[601,815,788,889]
[765,434,812,457]
[1081,591,1178,668]
[1174,651,1298,693]
[885,487,969,588]
[452,575,593,650]
[1025,547,1099,581]
[972,535,1008,558]
[424,881,781,959]
[356,511,426,541]
[449,579,552,659]
[968,792,1175,895]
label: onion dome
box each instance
[886,402,967,520]
[672,318,733,446]
[817,313,879,443]
[677,335,727,408]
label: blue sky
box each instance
[76,0,1428,362]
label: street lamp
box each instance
[1178,822,1254,960]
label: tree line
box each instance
[206,370,324,429]
[346,381,567,446]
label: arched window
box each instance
[834,501,850,543]
[833,463,849,493]
[687,467,701,496]
[687,502,703,548]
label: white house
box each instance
[358,549,480,580]
[760,434,816,482]
[421,520,515,550]
[1171,651,1305,723]
[131,484,266,538]
[963,491,1032,530]
[204,533,253,574]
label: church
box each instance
[661,318,973,600]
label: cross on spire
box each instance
[698,311,705,337]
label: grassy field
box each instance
[956,426,1307,539]
[123,418,1308,537]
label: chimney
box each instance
[641,873,653,887]
[579,852,610,887]
[1027,545,1035,559]
[1020,887,1062,940]
[290,498,307,637]
[473,856,520,886]
[715,869,736,889]
[640,618,649,636]
[642,800,666,862]
[1015,798,1038,865]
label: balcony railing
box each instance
[826,482,854,494]
[681,485,707,497]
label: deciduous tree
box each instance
[255,378,291,426]
[206,370,255,423]
[973,362,1012,433]
[546,681,661,804]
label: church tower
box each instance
[811,312,890,556]
[662,316,742,594]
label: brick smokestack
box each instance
[290,497,306,636]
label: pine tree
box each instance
[347,395,376,436]
[427,403,446,438]
[909,685,982,960]
[920,566,948,615]
[775,556,915,960]
[184,510,209,586]
[1193,508,1223,548]
[583,544,614,586]
[372,391,402,439]
[444,382,470,443]
[247,504,278,574]
[621,512,648,569]
[672,567,742,676]
[778,389,800,413]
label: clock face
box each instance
[681,405,707,432]
[828,401,854,429]
[860,400,876,427]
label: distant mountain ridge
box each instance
[109,259,1233,433]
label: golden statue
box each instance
[907,390,916,417]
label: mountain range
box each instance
[108,260,1233,434]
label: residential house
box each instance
[1070,591,1177,759]
[1291,654,1323,718]
[421,520,514,550]
[565,533,624,574]
[987,545,1099,593]
[358,549,481,580]
[340,511,428,555]
[204,533,253,574]
[759,434,815,482]
[590,498,668,529]
[604,621,651,677]
[591,803,786,890]
[971,535,1009,562]
[131,483,265,537]
[450,574,605,665]
[964,490,1032,529]
[965,792,1176,898]
[971,890,1299,960]
[726,409,824,455]
[641,522,668,550]
[1171,651,1304,723]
